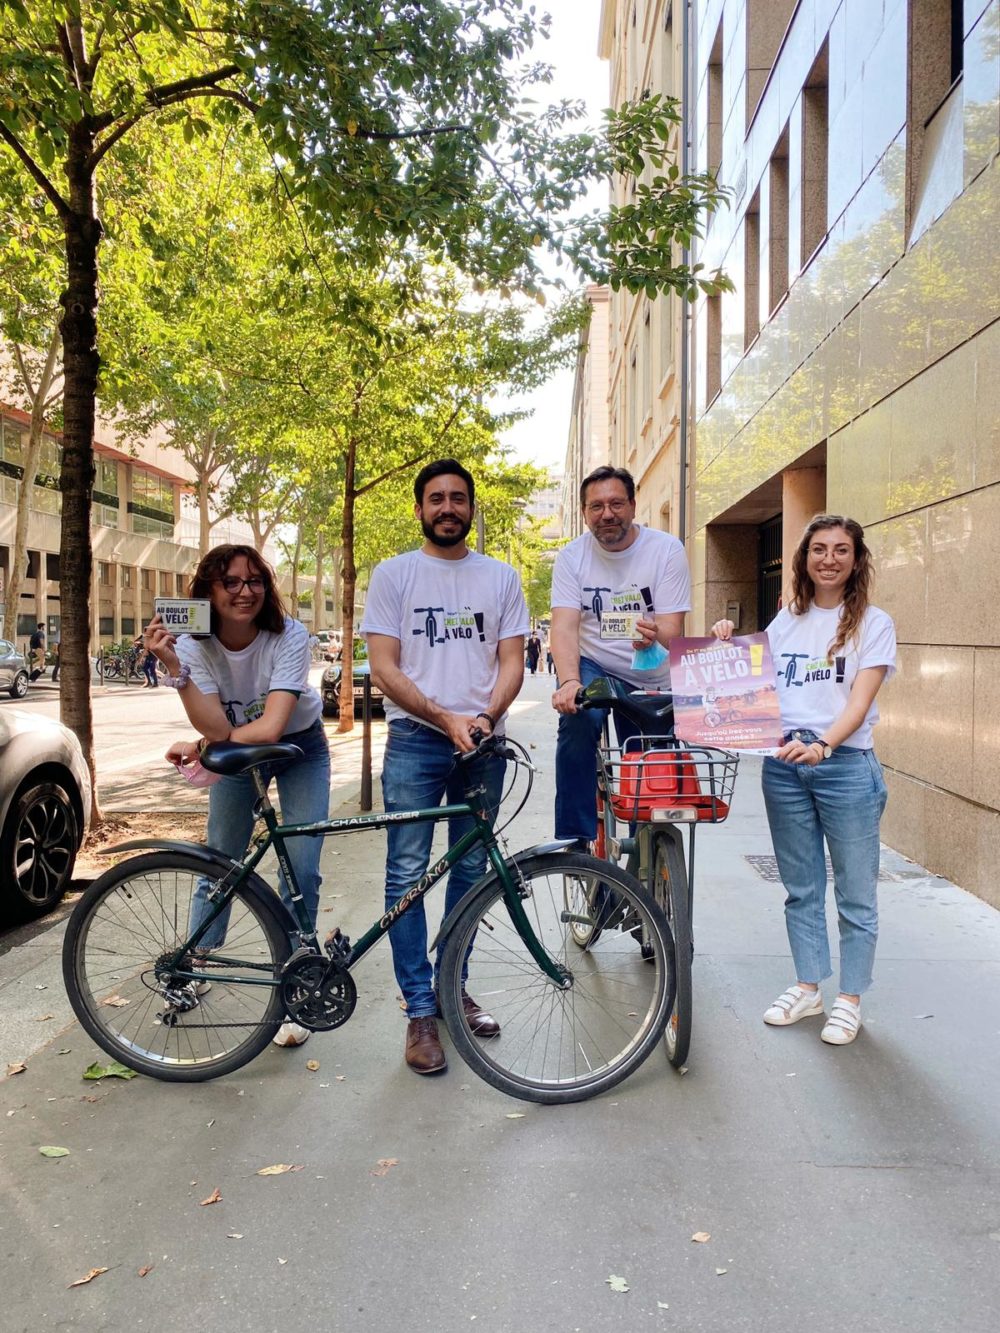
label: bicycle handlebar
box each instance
[574,676,674,731]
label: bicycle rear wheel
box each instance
[440,852,675,1104]
[63,852,292,1081]
[652,829,692,1068]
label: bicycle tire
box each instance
[440,852,675,1104]
[63,851,292,1082]
[653,829,692,1068]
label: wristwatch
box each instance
[811,739,832,760]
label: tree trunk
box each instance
[290,524,301,609]
[197,431,215,556]
[312,528,324,632]
[59,124,102,823]
[3,328,62,642]
[338,437,357,733]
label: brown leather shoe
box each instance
[437,991,501,1039]
[405,1017,447,1074]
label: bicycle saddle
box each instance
[200,740,304,775]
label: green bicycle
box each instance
[62,732,676,1104]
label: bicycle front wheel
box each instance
[63,852,292,1082]
[440,852,674,1104]
[653,829,692,1068]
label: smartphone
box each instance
[153,598,212,638]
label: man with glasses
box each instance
[549,465,691,845]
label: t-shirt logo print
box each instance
[582,585,612,616]
[411,607,487,647]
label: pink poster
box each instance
[669,633,783,752]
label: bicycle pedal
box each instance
[324,927,351,960]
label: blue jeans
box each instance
[762,740,887,996]
[381,719,506,1018]
[554,656,643,840]
[191,719,331,949]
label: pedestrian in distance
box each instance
[135,634,159,687]
[545,638,554,674]
[549,465,691,845]
[711,514,896,1046]
[144,543,331,1049]
[50,631,60,682]
[28,622,46,680]
[362,458,529,1076]
[526,630,541,675]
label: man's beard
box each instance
[421,515,472,548]
[590,518,631,548]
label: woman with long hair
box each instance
[713,515,896,1045]
[145,544,331,1048]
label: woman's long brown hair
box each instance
[788,515,873,660]
[188,545,287,637]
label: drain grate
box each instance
[744,855,897,883]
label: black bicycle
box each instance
[62,731,675,1104]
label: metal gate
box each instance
[758,514,782,628]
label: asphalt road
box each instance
[1,674,999,1332]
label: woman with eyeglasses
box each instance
[144,544,330,1048]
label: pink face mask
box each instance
[170,757,222,788]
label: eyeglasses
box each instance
[217,576,266,594]
[585,499,631,516]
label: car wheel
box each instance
[1,781,79,922]
[9,670,29,699]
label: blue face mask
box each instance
[631,639,669,672]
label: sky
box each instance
[492,0,609,478]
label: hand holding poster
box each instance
[669,633,783,752]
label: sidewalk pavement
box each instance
[1,674,999,1331]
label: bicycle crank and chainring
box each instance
[280,950,357,1032]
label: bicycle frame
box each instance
[177,765,569,990]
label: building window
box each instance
[707,20,724,176]
[641,306,652,425]
[746,0,797,125]
[744,189,761,349]
[130,469,175,538]
[121,617,136,637]
[159,571,171,595]
[660,5,674,100]
[706,294,722,404]
[99,616,114,637]
[659,292,673,378]
[906,0,965,238]
[176,573,186,595]
[768,126,790,313]
[800,43,829,265]
[98,561,112,586]
[122,566,133,589]
[141,568,154,591]
[46,552,60,583]
[628,1,638,97]
[26,549,41,579]
[628,346,638,457]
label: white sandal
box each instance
[763,984,824,1026]
[821,999,861,1045]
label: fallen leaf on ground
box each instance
[227,1233,244,1240]
[100,994,130,1008]
[605,1274,629,1293]
[6,1062,27,1076]
[57,1048,72,1055]
[371,1158,399,1177]
[81,1094,100,1103]
[39,1146,70,1158]
[199,1187,222,1206]
[138,1265,154,1277]
[716,1268,729,1276]
[915,1013,934,1020]
[34,1013,56,1022]
[505,1112,525,1119]
[256,1163,303,1176]
[83,1061,136,1081]
[691,1232,711,1243]
[68,1267,108,1288]
[278,1257,288,1265]
[35,984,47,990]
[657,1302,669,1309]
[306,1060,320,1071]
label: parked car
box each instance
[0,639,30,699]
[0,710,91,922]
[321,658,385,718]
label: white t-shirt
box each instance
[360,549,529,727]
[767,603,897,748]
[176,616,321,733]
[551,526,692,687]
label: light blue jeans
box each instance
[762,738,887,996]
[381,718,506,1019]
[190,719,331,949]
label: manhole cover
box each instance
[744,855,897,883]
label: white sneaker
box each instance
[821,998,862,1045]
[273,1020,310,1047]
[763,985,824,1026]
